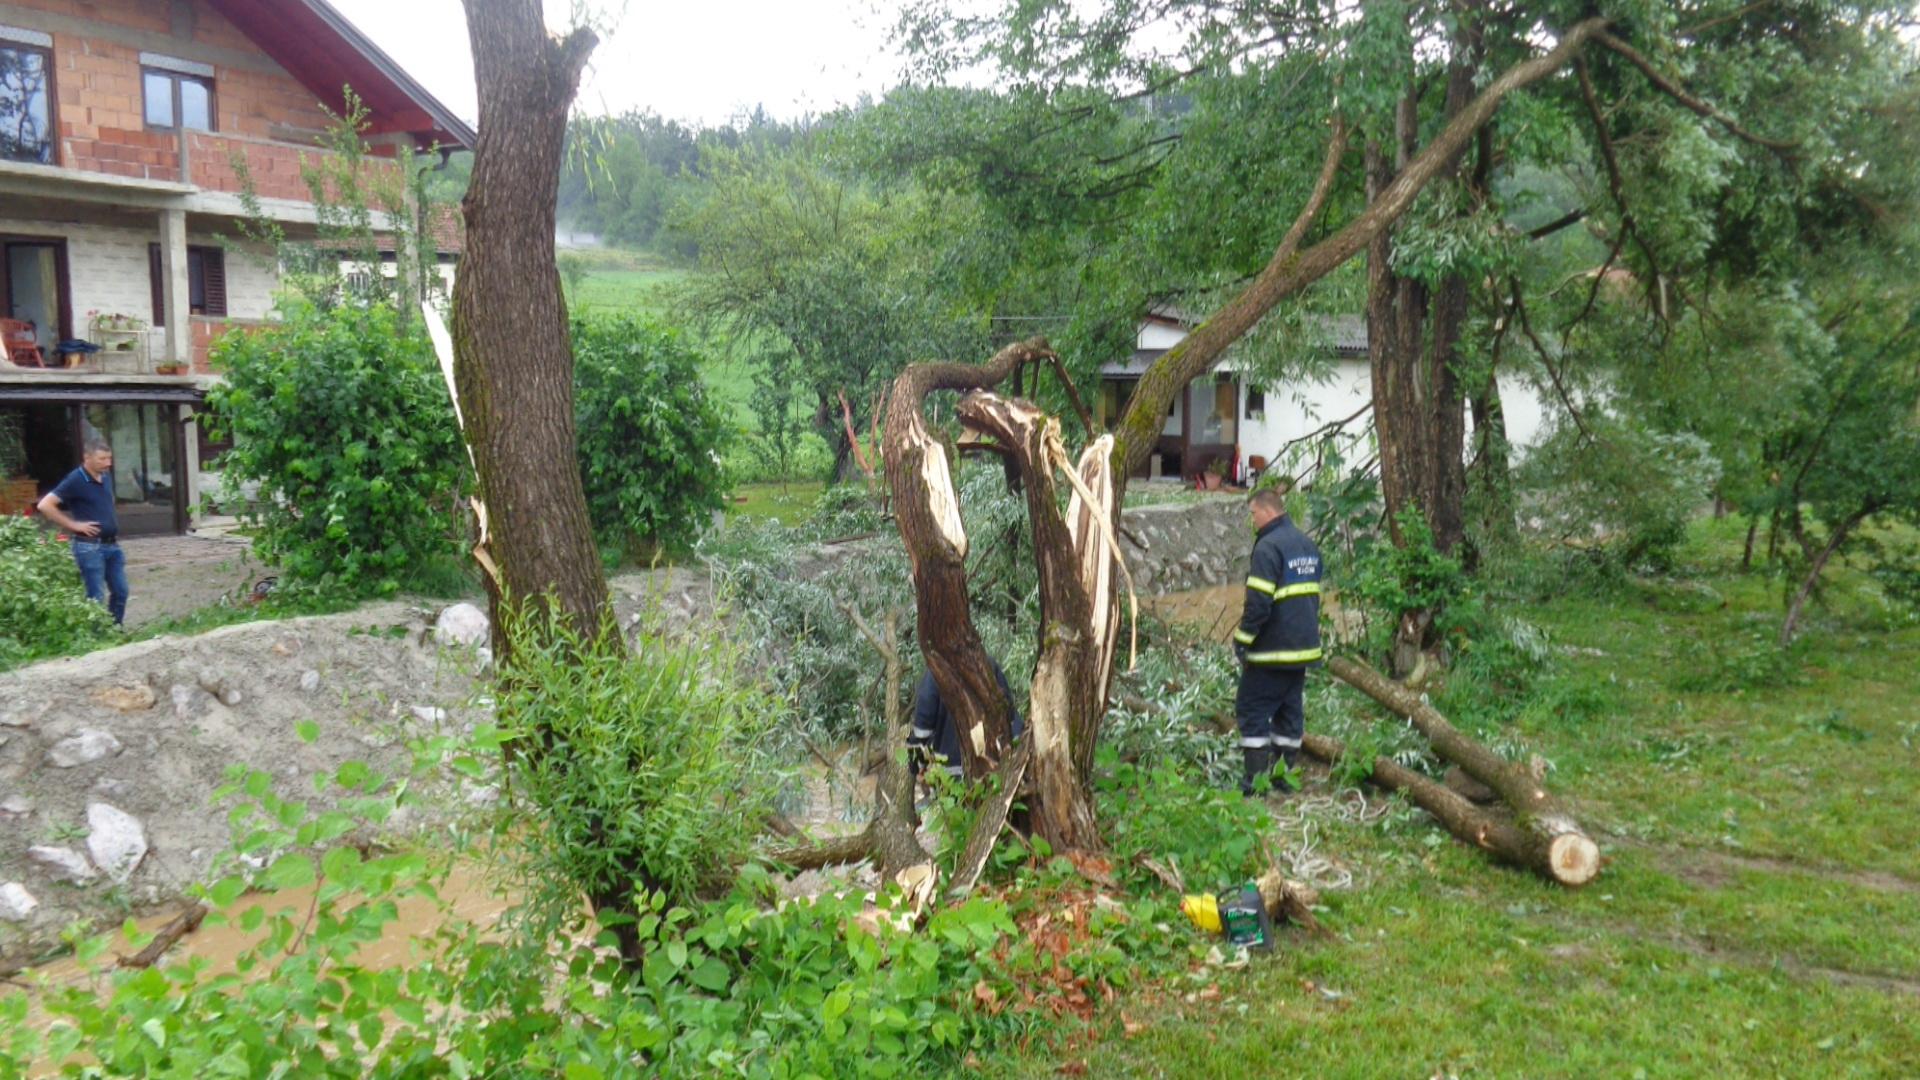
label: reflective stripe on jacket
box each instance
[1234,514,1324,667]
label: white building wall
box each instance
[1236,359,1552,479]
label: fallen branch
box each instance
[119,903,209,969]
[1302,733,1596,886]
[947,739,1033,901]
[1324,657,1600,887]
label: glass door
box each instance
[4,240,64,350]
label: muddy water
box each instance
[1143,584,1245,641]
[22,859,516,1003]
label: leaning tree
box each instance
[881,0,1903,851]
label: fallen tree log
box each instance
[1301,732,1598,887]
[1325,656,1599,887]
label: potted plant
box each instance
[1200,457,1229,491]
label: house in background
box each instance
[0,0,471,535]
[1094,305,1548,484]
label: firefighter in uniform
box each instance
[1231,485,1324,796]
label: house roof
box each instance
[202,0,476,150]
[1142,302,1368,357]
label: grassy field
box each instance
[994,517,1920,1077]
[562,251,760,429]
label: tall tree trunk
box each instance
[453,0,606,646]
[1367,46,1480,673]
[1780,506,1872,647]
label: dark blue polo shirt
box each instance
[48,467,120,541]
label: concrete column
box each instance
[178,403,201,530]
[159,208,190,369]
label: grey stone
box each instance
[170,684,196,719]
[47,729,124,768]
[0,794,33,816]
[299,670,321,693]
[27,845,97,885]
[85,802,149,883]
[0,882,38,922]
[409,705,448,725]
[0,703,35,728]
[433,603,491,648]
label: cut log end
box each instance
[1548,834,1601,887]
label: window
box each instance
[147,244,227,325]
[1246,387,1265,418]
[0,39,55,164]
[143,68,214,132]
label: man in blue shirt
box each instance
[37,440,129,625]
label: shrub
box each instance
[0,517,115,667]
[203,303,466,596]
[572,313,732,555]
[497,605,775,935]
[1516,419,1720,571]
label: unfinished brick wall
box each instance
[10,0,343,184]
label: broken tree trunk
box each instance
[883,339,1057,778]
[956,394,1114,852]
[1302,733,1596,886]
[1322,656,1600,887]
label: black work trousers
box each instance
[1234,666,1306,757]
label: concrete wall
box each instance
[0,213,275,362]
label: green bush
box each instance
[0,517,115,667]
[572,313,732,555]
[498,606,774,934]
[203,303,466,596]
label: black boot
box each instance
[1240,747,1278,798]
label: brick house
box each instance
[0,0,471,534]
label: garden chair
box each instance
[1,319,47,368]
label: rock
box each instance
[195,670,243,707]
[86,803,149,883]
[91,777,130,799]
[0,704,35,728]
[299,670,321,693]
[434,603,491,648]
[272,639,298,657]
[0,795,32,816]
[465,784,500,808]
[409,705,448,725]
[474,646,494,671]
[170,684,197,719]
[0,882,38,922]
[47,729,124,768]
[28,845,97,885]
[90,684,157,712]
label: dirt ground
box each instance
[116,532,265,628]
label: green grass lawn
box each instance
[994,517,1920,1077]
[724,481,826,525]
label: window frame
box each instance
[0,38,59,166]
[141,66,216,134]
[147,243,227,325]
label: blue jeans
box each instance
[71,540,129,625]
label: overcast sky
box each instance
[326,0,913,129]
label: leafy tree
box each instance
[674,148,992,480]
[203,304,466,596]
[572,313,732,555]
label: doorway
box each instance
[1,237,70,352]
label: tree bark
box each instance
[956,395,1113,851]
[453,0,607,646]
[882,339,1055,778]
[1779,506,1871,647]
[1302,732,1597,886]
[1326,656,1600,886]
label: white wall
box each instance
[1237,359,1551,478]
